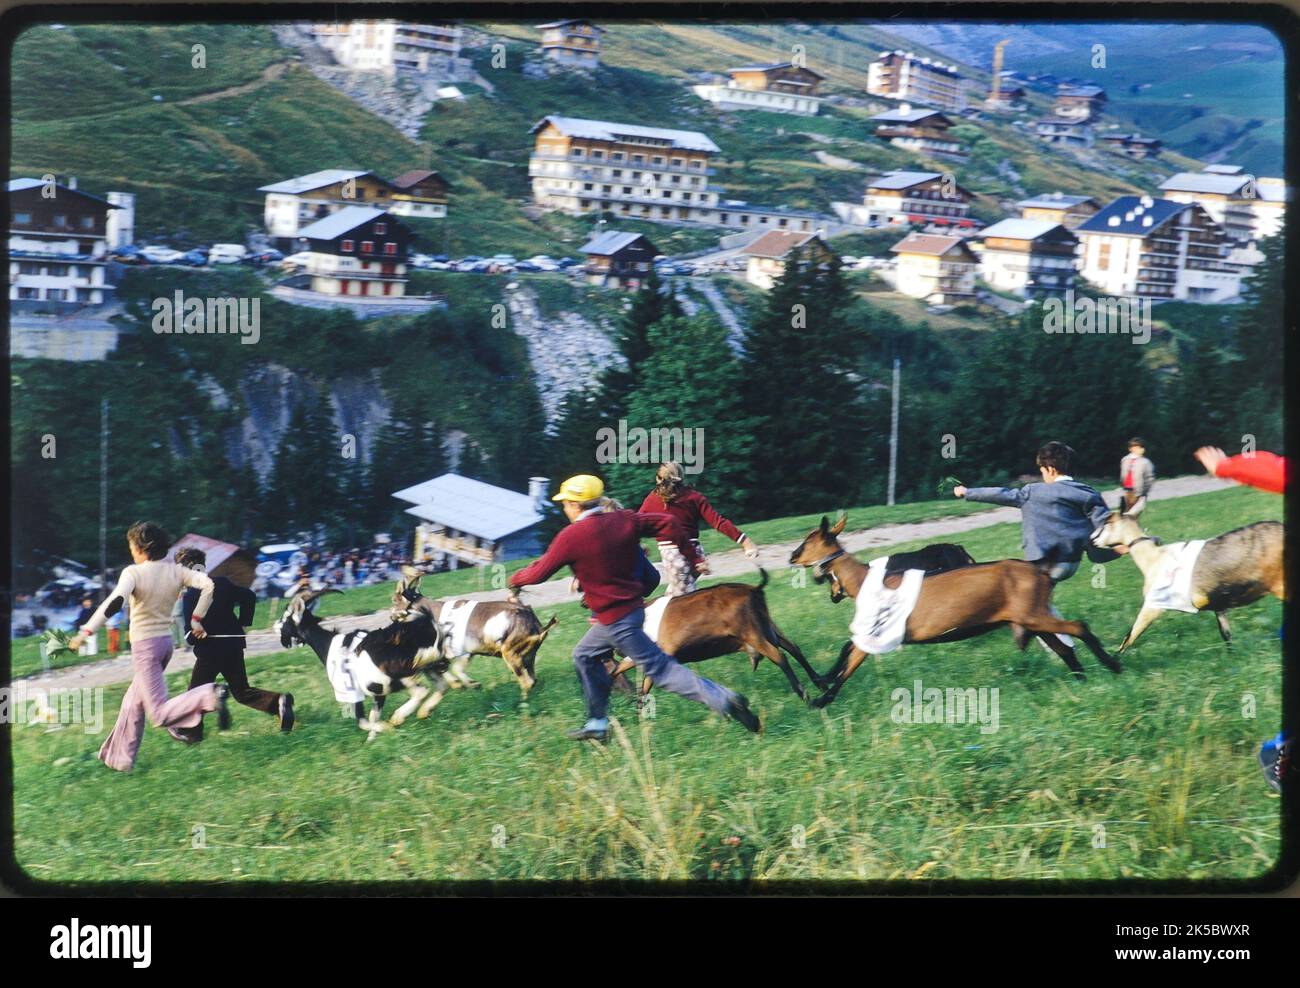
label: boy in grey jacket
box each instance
[954,441,1119,645]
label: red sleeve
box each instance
[1216,452,1287,494]
[510,528,572,588]
[693,491,743,542]
[637,492,663,514]
[636,512,701,566]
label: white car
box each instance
[208,243,248,264]
[280,251,313,272]
[141,246,184,264]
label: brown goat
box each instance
[790,516,1120,706]
[1091,511,1284,651]
[607,569,822,701]
[391,569,556,697]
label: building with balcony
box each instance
[1159,166,1287,244]
[1099,132,1162,160]
[529,115,723,224]
[258,169,399,242]
[867,50,966,111]
[1052,84,1106,122]
[387,169,449,220]
[311,20,461,75]
[974,218,1078,298]
[1035,116,1094,147]
[1016,193,1100,230]
[295,206,413,298]
[1075,195,1244,303]
[394,474,551,569]
[536,20,604,68]
[985,85,1026,111]
[870,105,966,158]
[579,230,658,289]
[742,230,832,290]
[693,62,825,115]
[889,232,978,303]
[835,170,974,228]
[8,177,123,309]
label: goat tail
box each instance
[754,566,770,591]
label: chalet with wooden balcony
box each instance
[742,230,832,290]
[536,20,604,68]
[579,230,659,289]
[890,232,978,303]
[1075,195,1244,303]
[387,169,450,220]
[529,115,722,224]
[1052,84,1106,122]
[1016,193,1100,230]
[838,170,974,228]
[1099,132,1162,160]
[259,169,398,242]
[870,105,966,158]
[8,177,122,308]
[1035,116,1093,147]
[694,62,825,115]
[974,218,1078,298]
[295,206,413,298]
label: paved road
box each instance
[15,475,1234,692]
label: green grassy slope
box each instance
[10,486,1284,883]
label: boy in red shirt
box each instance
[638,461,759,596]
[510,474,760,741]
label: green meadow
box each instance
[9,486,1283,885]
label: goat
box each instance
[790,515,1120,706]
[274,588,452,737]
[390,569,556,698]
[810,540,976,603]
[1091,510,1284,652]
[606,568,822,700]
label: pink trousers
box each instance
[98,635,219,772]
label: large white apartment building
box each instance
[1159,165,1286,245]
[1075,195,1245,303]
[529,115,724,224]
[867,50,966,111]
[311,20,462,75]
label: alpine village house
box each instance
[295,206,414,298]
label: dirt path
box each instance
[17,475,1234,692]
[174,61,290,105]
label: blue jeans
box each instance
[572,608,735,720]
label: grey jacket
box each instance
[1120,453,1155,498]
[964,478,1117,564]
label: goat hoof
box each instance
[810,693,833,709]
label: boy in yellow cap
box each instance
[509,475,761,740]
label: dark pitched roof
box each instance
[1075,196,1188,237]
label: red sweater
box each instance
[1215,451,1288,494]
[510,510,697,624]
[638,488,744,543]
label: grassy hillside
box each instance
[11,20,1205,250]
[9,486,1284,884]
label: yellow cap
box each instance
[552,474,605,502]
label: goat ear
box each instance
[830,514,847,536]
[819,515,830,534]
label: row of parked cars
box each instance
[406,253,585,275]
[112,243,284,268]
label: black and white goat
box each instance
[274,588,453,737]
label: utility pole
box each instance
[99,398,108,600]
[887,357,900,506]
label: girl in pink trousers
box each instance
[68,521,229,772]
